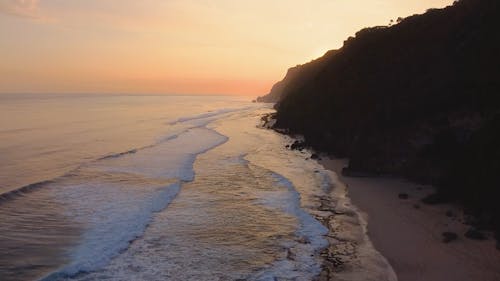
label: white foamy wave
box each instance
[95,128,228,182]
[40,126,229,280]
[41,182,181,280]
[252,172,329,281]
[168,106,255,126]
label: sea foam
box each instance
[251,172,329,281]
[39,107,245,280]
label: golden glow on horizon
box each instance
[0,0,454,95]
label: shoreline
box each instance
[319,157,500,281]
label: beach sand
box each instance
[320,157,500,281]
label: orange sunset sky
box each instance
[0,0,453,96]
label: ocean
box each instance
[0,94,394,281]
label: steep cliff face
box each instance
[269,0,500,231]
[256,50,338,103]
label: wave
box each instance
[0,105,242,200]
[0,179,55,202]
[94,128,228,182]
[168,106,254,125]
[98,135,183,162]
[250,171,329,281]
[36,126,229,280]
[95,106,248,164]
[40,182,182,281]
[0,105,252,280]
[97,149,139,160]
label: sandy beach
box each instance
[320,157,500,281]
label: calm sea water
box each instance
[0,94,394,280]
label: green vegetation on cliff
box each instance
[261,0,500,233]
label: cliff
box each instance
[256,50,338,103]
[265,0,500,234]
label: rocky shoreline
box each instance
[263,111,499,247]
[262,112,500,280]
[262,114,396,281]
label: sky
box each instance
[0,0,454,96]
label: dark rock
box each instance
[398,193,409,200]
[260,113,277,128]
[464,228,487,240]
[290,140,306,151]
[445,210,455,217]
[311,153,319,159]
[442,232,458,243]
[413,204,421,209]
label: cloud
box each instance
[0,0,41,19]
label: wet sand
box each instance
[320,157,500,281]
